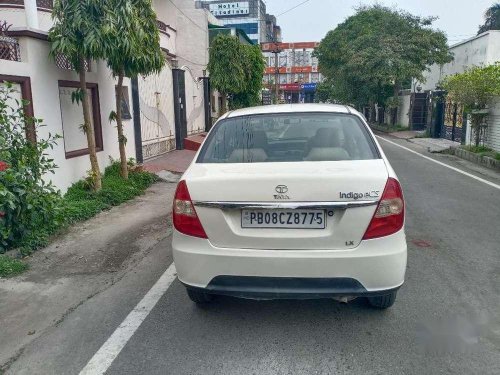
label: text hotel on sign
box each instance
[209,2,250,16]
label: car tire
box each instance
[367,291,397,309]
[186,288,213,304]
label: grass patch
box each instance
[61,162,158,225]
[16,162,158,256]
[463,145,493,154]
[0,255,28,278]
[462,145,500,161]
[370,123,409,133]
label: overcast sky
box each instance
[264,0,495,45]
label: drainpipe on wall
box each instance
[24,0,39,29]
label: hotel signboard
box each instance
[209,2,250,17]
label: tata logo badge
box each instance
[274,185,290,200]
[275,185,288,194]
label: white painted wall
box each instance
[138,64,177,159]
[183,68,205,135]
[397,94,411,128]
[1,8,28,28]
[419,31,500,91]
[173,3,211,79]
[487,99,500,152]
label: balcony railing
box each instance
[0,35,20,61]
[36,0,53,11]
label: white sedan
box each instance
[172,104,407,309]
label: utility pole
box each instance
[270,37,283,104]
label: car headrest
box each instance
[247,130,268,149]
[228,149,268,163]
[309,128,342,148]
[305,147,351,162]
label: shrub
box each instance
[0,83,62,253]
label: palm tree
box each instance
[478,3,500,34]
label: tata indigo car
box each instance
[172,104,407,309]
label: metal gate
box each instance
[411,93,428,131]
[138,65,176,160]
[443,97,465,143]
[182,67,206,136]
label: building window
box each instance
[58,81,103,159]
[116,85,132,120]
[0,75,35,142]
[231,22,259,35]
[279,55,287,67]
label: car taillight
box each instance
[173,180,208,239]
[363,178,405,240]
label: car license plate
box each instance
[241,209,326,229]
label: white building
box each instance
[0,0,214,192]
[416,30,500,151]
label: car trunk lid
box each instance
[187,160,388,250]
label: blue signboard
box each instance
[300,83,317,91]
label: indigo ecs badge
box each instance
[340,191,380,200]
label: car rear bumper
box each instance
[183,276,401,300]
[172,229,407,295]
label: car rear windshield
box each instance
[197,113,379,163]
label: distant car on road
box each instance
[172,104,407,309]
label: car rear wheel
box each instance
[186,288,213,304]
[367,291,397,309]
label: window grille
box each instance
[55,54,90,72]
[36,0,54,10]
[0,35,20,62]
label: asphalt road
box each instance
[7,136,500,375]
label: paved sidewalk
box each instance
[143,150,197,174]
[389,130,423,140]
[409,137,460,153]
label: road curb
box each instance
[448,148,500,172]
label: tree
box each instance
[207,34,247,111]
[314,80,336,103]
[442,64,500,146]
[315,5,452,123]
[232,44,265,108]
[104,0,164,179]
[49,0,108,191]
[478,3,500,34]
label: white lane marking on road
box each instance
[79,263,177,375]
[377,136,500,191]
